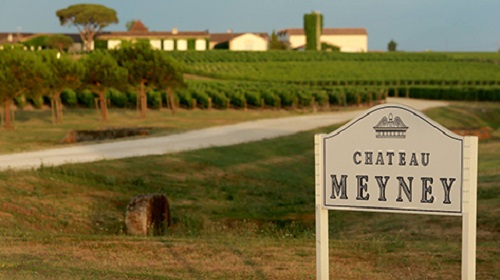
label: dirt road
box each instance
[0,98,447,171]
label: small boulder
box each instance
[125,193,171,236]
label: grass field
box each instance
[0,102,498,279]
[0,107,307,154]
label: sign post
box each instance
[315,103,477,279]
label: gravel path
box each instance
[0,98,448,171]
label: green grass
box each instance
[0,102,498,279]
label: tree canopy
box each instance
[40,50,84,124]
[113,41,184,116]
[45,34,74,52]
[56,4,118,51]
[0,49,48,128]
[82,50,127,121]
[388,40,397,52]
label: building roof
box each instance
[129,20,148,32]
[210,32,269,44]
[278,28,367,36]
[98,30,210,40]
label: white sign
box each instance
[315,103,478,280]
[322,104,463,215]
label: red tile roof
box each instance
[129,20,148,32]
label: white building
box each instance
[210,32,268,51]
[97,21,210,51]
[277,28,368,52]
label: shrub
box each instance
[191,88,210,108]
[226,89,246,108]
[176,88,192,108]
[61,88,78,106]
[30,96,44,109]
[78,89,95,108]
[261,89,280,107]
[126,90,138,107]
[107,88,128,108]
[14,95,26,109]
[244,90,261,107]
[147,90,162,109]
[313,90,329,106]
[206,88,229,108]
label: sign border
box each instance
[322,104,464,215]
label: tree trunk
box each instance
[3,100,12,129]
[99,90,108,121]
[140,82,146,118]
[166,87,176,115]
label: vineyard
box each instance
[4,50,500,116]
[172,51,500,106]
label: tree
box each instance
[388,40,397,52]
[56,4,118,51]
[113,41,164,117]
[150,52,184,115]
[304,12,323,51]
[0,49,47,129]
[125,20,137,31]
[81,50,127,121]
[269,30,286,50]
[39,50,84,124]
[45,34,74,52]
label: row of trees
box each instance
[0,42,183,129]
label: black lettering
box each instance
[365,152,373,165]
[396,176,413,202]
[386,152,394,165]
[420,177,434,203]
[356,175,370,201]
[399,152,406,166]
[330,175,348,199]
[353,151,362,165]
[375,176,389,201]
[375,152,384,165]
[441,178,456,204]
[409,153,419,166]
[421,153,430,166]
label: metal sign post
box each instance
[315,103,477,279]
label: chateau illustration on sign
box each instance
[322,104,463,215]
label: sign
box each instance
[315,103,477,279]
[323,104,463,215]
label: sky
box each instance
[0,0,499,52]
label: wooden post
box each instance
[192,99,197,109]
[208,97,212,110]
[462,136,478,280]
[315,134,329,280]
[261,98,265,111]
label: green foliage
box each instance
[14,95,26,109]
[30,95,44,109]
[82,50,127,93]
[269,30,287,50]
[107,88,128,108]
[45,34,74,51]
[77,89,95,107]
[94,39,108,50]
[388,40,397,52]
[56,4,118,51]
[61,88,77,106]
[23,35,48,49]
[303,12,323,51]
[147,90,162,109]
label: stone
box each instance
[125,193,171,236]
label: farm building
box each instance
[209,32,269,51]
[96,20,210,51]
[277,28,368,52]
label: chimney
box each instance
[172,27,178,35]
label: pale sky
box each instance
[0,0,499,52]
